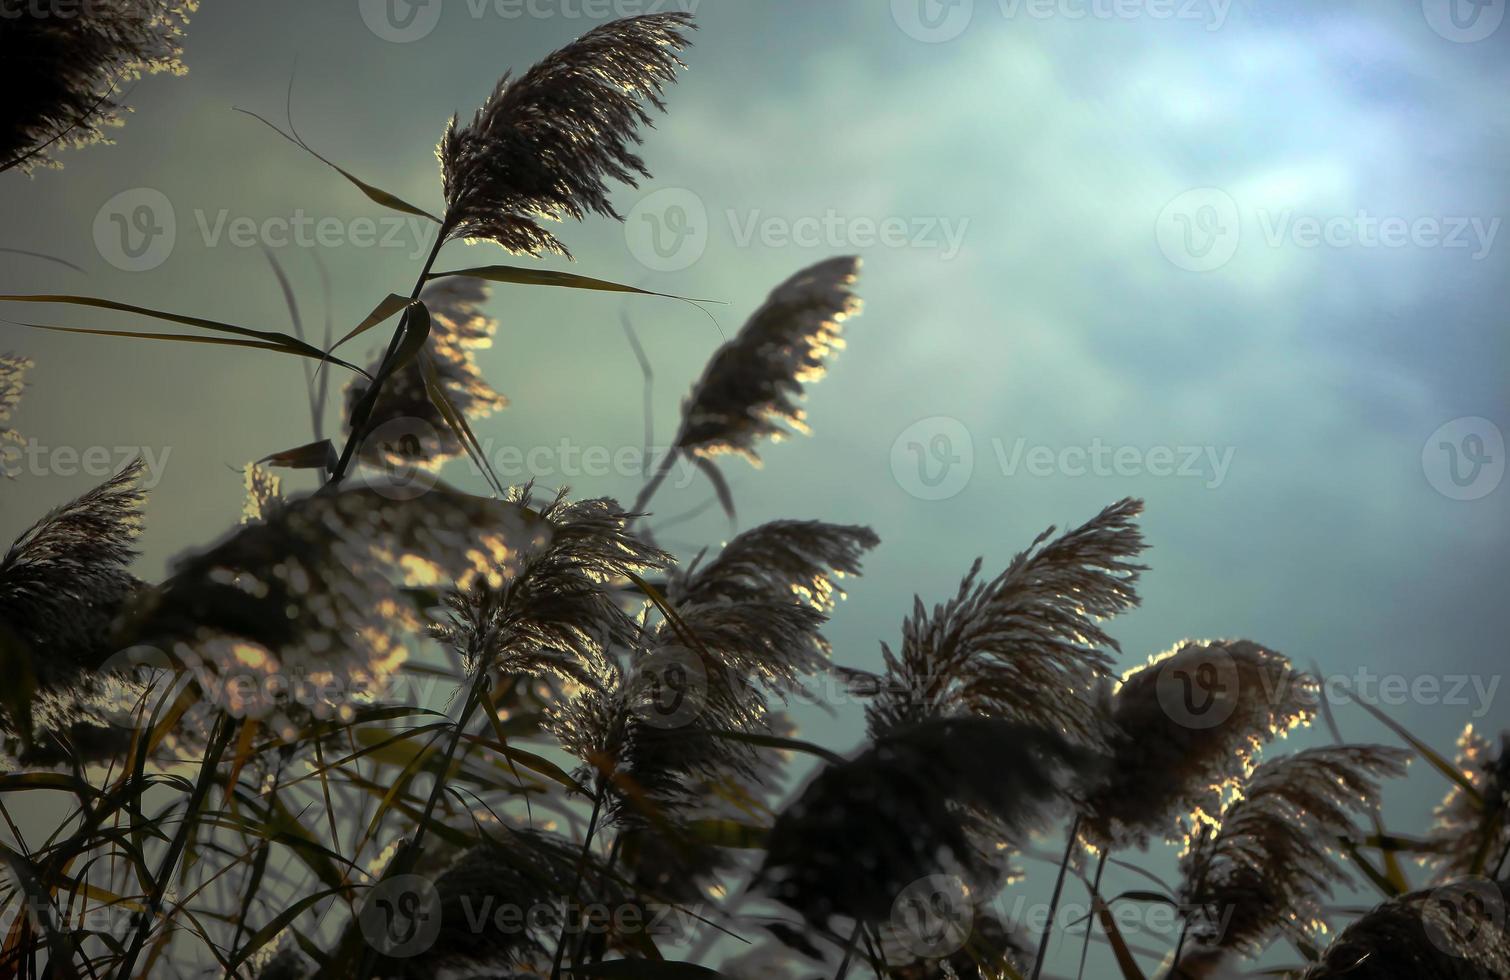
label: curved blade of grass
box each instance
[1093,901,1149,980]
[333,293,411,351]
[419,352,506,497]
[4,321,372,376]
[691,456,736,528]
[1315,666,1410,893]
[226,885,345,974]
[429,265,720,305]
[234,108,441,223]
[0,294,366,371]
[704,728,846,767]
[1346,690,1484,807]
[259,439,338,472]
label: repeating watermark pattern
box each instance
[358,875,443,958]
[94,188,176,273]
[361,417,445,501]
[359,0,702,43]
[0,0,144,19]
[2,442,171,487]
[1156,188,1241,273]
[1422,0,1505,42]
[1423,417,1504,501]
[1423,877,1508,960]
[627,645,709,729]
[624,187,970,272]
[1155,653,1501,731]
[92,188,441,271]
[888,875,974,958]
[891,416,975,501]
[1156,651,1242,729]
[890,418,1236,501]
[1158,189,1501,272]
[891,0,1232,43]
[353,419,716,494]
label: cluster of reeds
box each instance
[0,7,1506,980]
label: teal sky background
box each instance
[1,1,1507,974]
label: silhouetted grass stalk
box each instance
[1031,813,1082,980]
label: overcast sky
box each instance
[2,1,1507,974]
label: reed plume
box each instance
[0,459,145,680]
[438,13,694,257]
[1425,725,1510,883]
[851,497,1145,745]
[127,487,548,735]
[434,487,672,696]
[1082,639,1317,849]
[1303,879,1510,979]
[677,256,860,465]
[1176,745,1410,966]
[345,278,507,472]
[0,0,194,173]
[0,352,29,474]
[757,718,1091,935]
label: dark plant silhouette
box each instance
[0,0,194,173]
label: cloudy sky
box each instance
[2,1,1507,973]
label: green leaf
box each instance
[235,108,442,223]
[259,439,338,472]
[1347,693,1484,808]
[0,294,366,373]
[429,265,719,304]
[333,293,412,351]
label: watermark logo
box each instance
[359,875,443,958]
[1155,647,1240,730]
[1157,188,1241,273]
[628,645,708,729]
[94,645,190,731]
[888,875,973,958]
[94,188,175,272]
[626,187,709,272]
[359,0,443,42]
[1423,877,1507,960]
[892,0,976,42]
[891,416,974,501]
[1423,417,1504,501]
[1422,0,1505,42]
[362,417,444,501]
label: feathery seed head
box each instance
[0,0,195,173]
[1083,638,1318,850]
[438,13,694,257]
[675,257,862,464]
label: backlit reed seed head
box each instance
[438,13,694,257]
[240,463,281,524]
[758,719,1091,934]
[346,277,507,472]
[0,0,195,173]
[1082,639,1318,851]
[0,352,30,472]
[130,488,548,734]
[671,520,880,612]
[1425,724,1510,883]
[433,488,672,686]
[1177,745,1410,961]
[675,256,862,464]
[1303,880,1510,979]
[857,497,1145,745]
[0,459,144,681]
